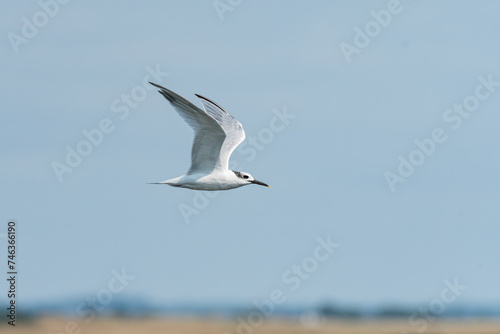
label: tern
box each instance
[149,82,270,191]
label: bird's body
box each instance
[161,171,248,191]
[150,82,269,191]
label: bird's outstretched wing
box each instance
[194,93,245,171]
[150,82,244,173]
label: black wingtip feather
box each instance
[158,90,174,103]
[194,94,229,114]
[150,82,175,102]
[149,82,167,90]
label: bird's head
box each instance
[232,170,270,188]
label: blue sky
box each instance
[1,0,500,310]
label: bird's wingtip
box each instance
[149,82,166,90]
[194,93,229,114]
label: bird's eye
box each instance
[243,175,249,179]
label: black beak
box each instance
[250,179,270,187]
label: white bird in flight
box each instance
[149,82,270,191]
